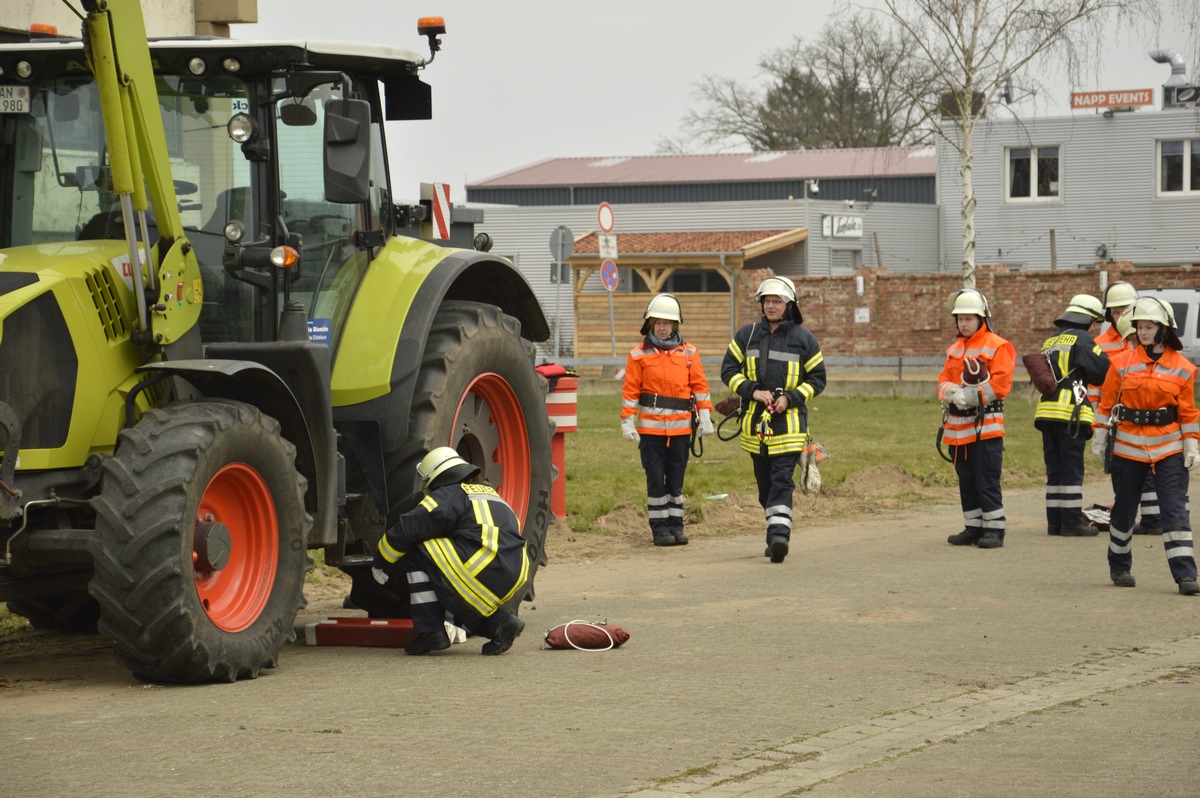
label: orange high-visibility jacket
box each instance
[1089,324,1134,405]
[937,326,1016,446]
[1094,345,1199,464]
[621,339,713,437]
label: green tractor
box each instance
[0,2,554,682]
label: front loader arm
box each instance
[81,0,202,346]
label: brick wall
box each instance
[571,263,1200,363]
[792,263,1200,360]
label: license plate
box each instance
[0,85,31,114]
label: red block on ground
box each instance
[305,617,417,647]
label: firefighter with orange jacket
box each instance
[1092,281,1162,535]
[620,294,714,546]
[1092,298,1200,595]
[938,289,1016,549]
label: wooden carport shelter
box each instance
[568,228,809,358]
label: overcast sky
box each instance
[240,0,1196,203]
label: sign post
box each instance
[602,259,618,356]
[549,226,574,359]
[597,204,618,359]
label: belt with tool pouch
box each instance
[1113,405,1177,425]
[639,392,692,411]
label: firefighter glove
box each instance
[621,416,640,442]
[943,386,964,407]
[371,552,390,585]
[1091,428,1108,461]
[952,386,980,410]
[697,408,714,437]
[1185,438,1200,471]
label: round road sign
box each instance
[597,202,615,234]
[601,259,618,292]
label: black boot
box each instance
[947,529,982,546]
[404,628,451,655]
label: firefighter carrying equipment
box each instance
[640,292,683,335]
[936,319,1015,452]
[721,318,826,456]
[416,447,480,492]
[1093,343,1199,465]
[621,338,713,438]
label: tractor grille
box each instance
[84,266,128,342]
[0,292,77,450]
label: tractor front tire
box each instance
[91,399,312,683]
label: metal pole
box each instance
[608,291,616,356]
[554,260,560,359]
[1049,228,1057,271]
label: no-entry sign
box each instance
[597,202,615,234]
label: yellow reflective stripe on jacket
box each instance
[417,492,530,616]
[378,494,440,562]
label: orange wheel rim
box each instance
[454,373,531,525]
[194,463,278,632]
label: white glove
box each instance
[1091,428,1108,460]
[697,408,714,437]
[953,386,980,410]
[621,416,640,442]
[371,567,389,585]
[943,386,964,407]
[1185,438,1200,471]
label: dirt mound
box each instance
[837,464,925,497]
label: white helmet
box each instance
[1103,281,1138,310]
[948,288,990,319]
[1127,297,1182,350]
[416,446,480,491]
[1114,312,1134,340]
[755,276,796,303]
[755,276,803,323]
[1055,294,1104,327]
[640,293,682,335]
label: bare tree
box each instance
[657,10,937,154]
[877,0,1157,287]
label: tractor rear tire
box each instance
[349,301,553,618]
[90,399,312,683]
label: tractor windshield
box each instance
[5,75,252,250]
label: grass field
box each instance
[562,388,1068,533]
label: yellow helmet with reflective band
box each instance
[1056,294,1104,327]
[1103,281,1138,309]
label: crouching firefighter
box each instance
[373,448,529,655]
[1035,295,1110,537]
[721,276,826,564]
[937,289,1016,549]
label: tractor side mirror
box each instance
[323,99,371,204]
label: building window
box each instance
[1158,139,1200,194]
[1007,146,1059,201]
